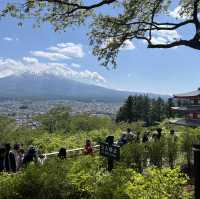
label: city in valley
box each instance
[0,100,122,128]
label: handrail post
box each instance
[193,144,200,199]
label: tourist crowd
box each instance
[117,128,176,146]
[0,129,177,173]
[0,143,43,173]
[0,139,94,173]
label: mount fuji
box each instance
[0,74,169,102]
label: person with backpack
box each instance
[23,146,38,166]
[58,148,67,159]
[4,143,16,172]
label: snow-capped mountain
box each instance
[0,74,169,101]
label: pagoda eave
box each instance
[171,107,200,112]
[173,89,200,99]
[170,119,200,127]
[174,96,200,99]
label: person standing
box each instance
[142,132,149,143]
[83,140,93,155]
[118,132,128,146]
[23,146,38,166]
[0,146,5,172]
[4,143,16,172]
[126,128,136,142]
[13,144,24,170]
[57,148,67,159]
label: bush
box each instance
[148,137,166,167]
[69,114,113,132]
[123,167,191,199]
[121,142,146,172]
[0,159,81,199]
[0,156,192,199]
[95,166,191,199]
[37,106,114,134]
[166,134,179,168]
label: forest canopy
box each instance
[116,95,175,126]
[1,0,200,67]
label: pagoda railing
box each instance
[175,103,200,107]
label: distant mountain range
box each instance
[0,74,170,102]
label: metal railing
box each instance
[43,141,119,158]
[43,145,100,158]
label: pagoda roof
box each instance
[170,118,200,127]
[174,88,200,98]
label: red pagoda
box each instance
[171,88,200,127]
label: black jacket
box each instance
[5,152,16,172]
[0,157,4,172]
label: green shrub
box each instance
[69,114,113,132]
[95,167,191,199]
[148,137,166,167]
[0,159,81,199]
[166,134,179,168]
[0,156,192,199]
[121,142,146,171]
[123,167,191,199]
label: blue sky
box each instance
[0,1,200,95]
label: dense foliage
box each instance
[0,156,192,199]
[116,95,174,126]
[36,106,114,134]
[0,106,198,198]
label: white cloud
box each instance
[0,58,25,78]
[3,37,19,42]
[120,40,135,50]
[31,42,84,61]
[103,39,135,51]
[80,70,106,83]
[0,57,106,84]
[48,43,84,58]
[151,29,180,45]
[70,63,81,68]
[22,57,39,64]
[3,37,13,41]
[31,51,70,61]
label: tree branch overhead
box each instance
[1,0,200,66]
